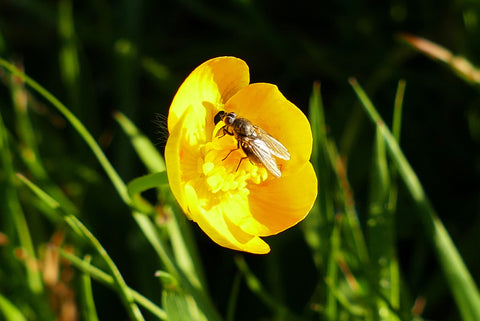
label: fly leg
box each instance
[232,140,256,172]
[222,140,240,161]
[235,157,248,172]
[216,125,234,138]
[222,140,247,172]
[219,133,249,172]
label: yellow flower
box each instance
[165,57,317,254]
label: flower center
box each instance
[201,135,269,195]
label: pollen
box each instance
[202,140,269,194]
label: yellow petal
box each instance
[224,83,313,175]
[184,183,271,254]
[164,109,190,214]
[246,162,318,236]
[167,57,249,138]
[219,191,271,236]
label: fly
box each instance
[214,111,290,178]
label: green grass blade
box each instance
[0,293,28,321]
[126,171,168,197]
[126,172,168,213]
[59,249,167,320]
[305,82,338,320]
[367,127,400,321]
[9,64,78,215]
[62,217,146,321]
[141,57,171,81]
[234,256,303,321]
[114,111,166,173]
[386,80,406,218]
[324,276,368,317]
[0,114,43,294]
[16,174,60,210]
[392,80,406,143]
[162,289,199,321]
[10,63,46,179]
[350,77,480,321]
[131,212,223,321]
[58,0,81,114]
[225,272,242,321]
[308,82,336,228]
[113,112,208,293]
[385,80,405,312]
[116,111,208,296]
[16,174,146,321]
[157,272,206,321]
[325,216,340,321]
[0,57,131,205]
[329,140,370,266]
[80,255,100,321]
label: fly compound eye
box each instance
[214,111,225,125]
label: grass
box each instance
[1,1,480,321]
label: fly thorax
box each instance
[234,119,256,136]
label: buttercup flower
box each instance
[165,57,317,254]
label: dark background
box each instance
[1,1,479,320]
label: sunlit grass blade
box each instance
[156,271,205,321]
[350,77,480,321]
[0,293,28,321]
[400,34,480,86]
[162,290,199,321]
[116,111,208,296]
[59,249,167,320]
[0,114,43,294]
[114,111,166,173]
[15,174,60,209]
[130,213,222,321]
[126,172,167,214]
[62,218,145,321]
[16,174,146,321]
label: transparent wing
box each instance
[242,137,282,178]
[252,126,290,160]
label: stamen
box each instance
[202,139,269,194]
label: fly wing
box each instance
[242,136,282,178]
[252,126,291,160]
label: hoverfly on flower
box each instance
[165,57,317,253]
[215,111,290,178]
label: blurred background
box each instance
[1,0,479,320]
